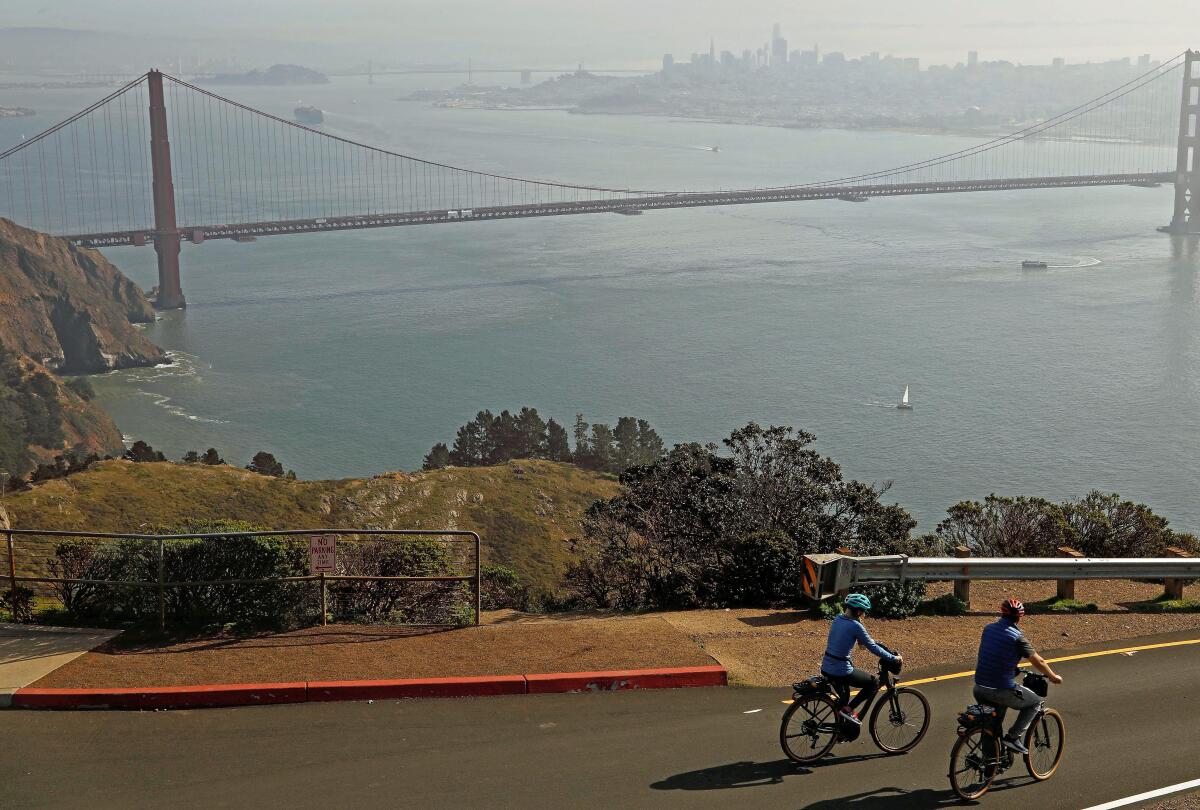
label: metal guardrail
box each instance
[2,528,481,630]
[801,551,1198,601]
[849,554,1200,584]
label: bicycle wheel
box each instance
[949,727,1000,801]
[780,694,840,764]
[869,686,931,754]
[1025,708,1066,780]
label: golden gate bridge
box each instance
[1,51,1198,310]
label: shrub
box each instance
[714,531,801,606]
[330,538,469,624]
[1130,597,1200,614]
[860,581,927,618]
[1027,597,1098,614]
[1,586,34,622]
[481,564,530,611]
[919,593,969,616]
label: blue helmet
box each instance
[845,593,872,611]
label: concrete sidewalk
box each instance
[0,623,119,707]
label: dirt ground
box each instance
[655,579,1200,686]
[1147,794,1200,810]
[28,579,1200,689]
[32,616,716,688]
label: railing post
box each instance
[1057,546,1084,600]
[474,532,482,627]
[156,538,166,633]
[1164,546,1191,601]
[954,546,971,607]
[319,571,328,626]
[835,547,852,600]
[6,530,17,601]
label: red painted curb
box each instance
[526,665,728,694]
[10,666,726,709]
[13,682,307,710]
[308,675,527,702]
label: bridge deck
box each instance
[66,172,1175,248]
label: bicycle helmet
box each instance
[845,593,872,611]
[1000,598,1025,618]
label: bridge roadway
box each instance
[67,171,1175,248]
[3,629,1197,809]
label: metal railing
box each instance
[802,548,1197,602]
[2,528,481,630]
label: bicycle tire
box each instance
[1025,708,1066,781]
[949,726,999,800]
[869,686,931,754]
[780,694,840,764]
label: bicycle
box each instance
[948,672,1066,801]
[780,647,931,764]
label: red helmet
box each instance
[1001,598,1025,617]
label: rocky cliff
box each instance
[0,218,166,373]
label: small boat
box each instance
[897,385,913,410]
[294,105,323,124]
[710,145,720,152]
[1022,260,1049,269]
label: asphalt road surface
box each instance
[4,630,1198,809]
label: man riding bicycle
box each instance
[821,593,902,725]
[973,598,1064,755]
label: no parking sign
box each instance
[309,535,337,574]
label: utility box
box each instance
[801,553,853,602]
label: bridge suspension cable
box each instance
[0,52,1191,244]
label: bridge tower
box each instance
[147,69,185,309]
[1167,50,1200,234]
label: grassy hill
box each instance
[2,458,619,594]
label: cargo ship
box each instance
[294,105,323,124]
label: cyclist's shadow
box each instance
[650,752,895,791]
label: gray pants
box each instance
[973,684,1041,740]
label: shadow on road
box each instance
[799,786,963,809]
[650,759,810,790]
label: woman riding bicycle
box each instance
[821,593,902,725]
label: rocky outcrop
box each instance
[0,218,166,373]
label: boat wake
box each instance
[1048,257,1102,269]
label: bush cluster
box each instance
[48,521,473,630]
[564,423,926,614]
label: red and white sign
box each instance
[309,535,337,573]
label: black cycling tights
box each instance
[827,667,880,713]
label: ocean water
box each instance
[4,75,1199,531]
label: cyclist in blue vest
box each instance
[973,598,1063,754]
[821,593,901,725]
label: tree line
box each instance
[423,408,665,475]
[561,421,1200,617]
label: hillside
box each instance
[3,458,619,593]
[0,218,164,374]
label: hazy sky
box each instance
[5,1,1194,68]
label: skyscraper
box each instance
[968,50,979,68]
[770,23,788,66]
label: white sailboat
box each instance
[897,385,913,410]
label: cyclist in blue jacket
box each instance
[821,593,901,725]
[973,598,1063,755]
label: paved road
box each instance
[4,631,1198,809]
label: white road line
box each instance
[1080,777,1200,810]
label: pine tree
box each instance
[515,407,548,458]
[247,451,285,477]
[589,423,615,472]
[613,416,639,472]
[546,419,571,461]
[573,413,590,463]
[201,448,224,465]
[423,442,451,469]
[181,450,201,464]
[636,419,666,466]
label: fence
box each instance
[802,547,1198,605]
[2,528,481,630]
